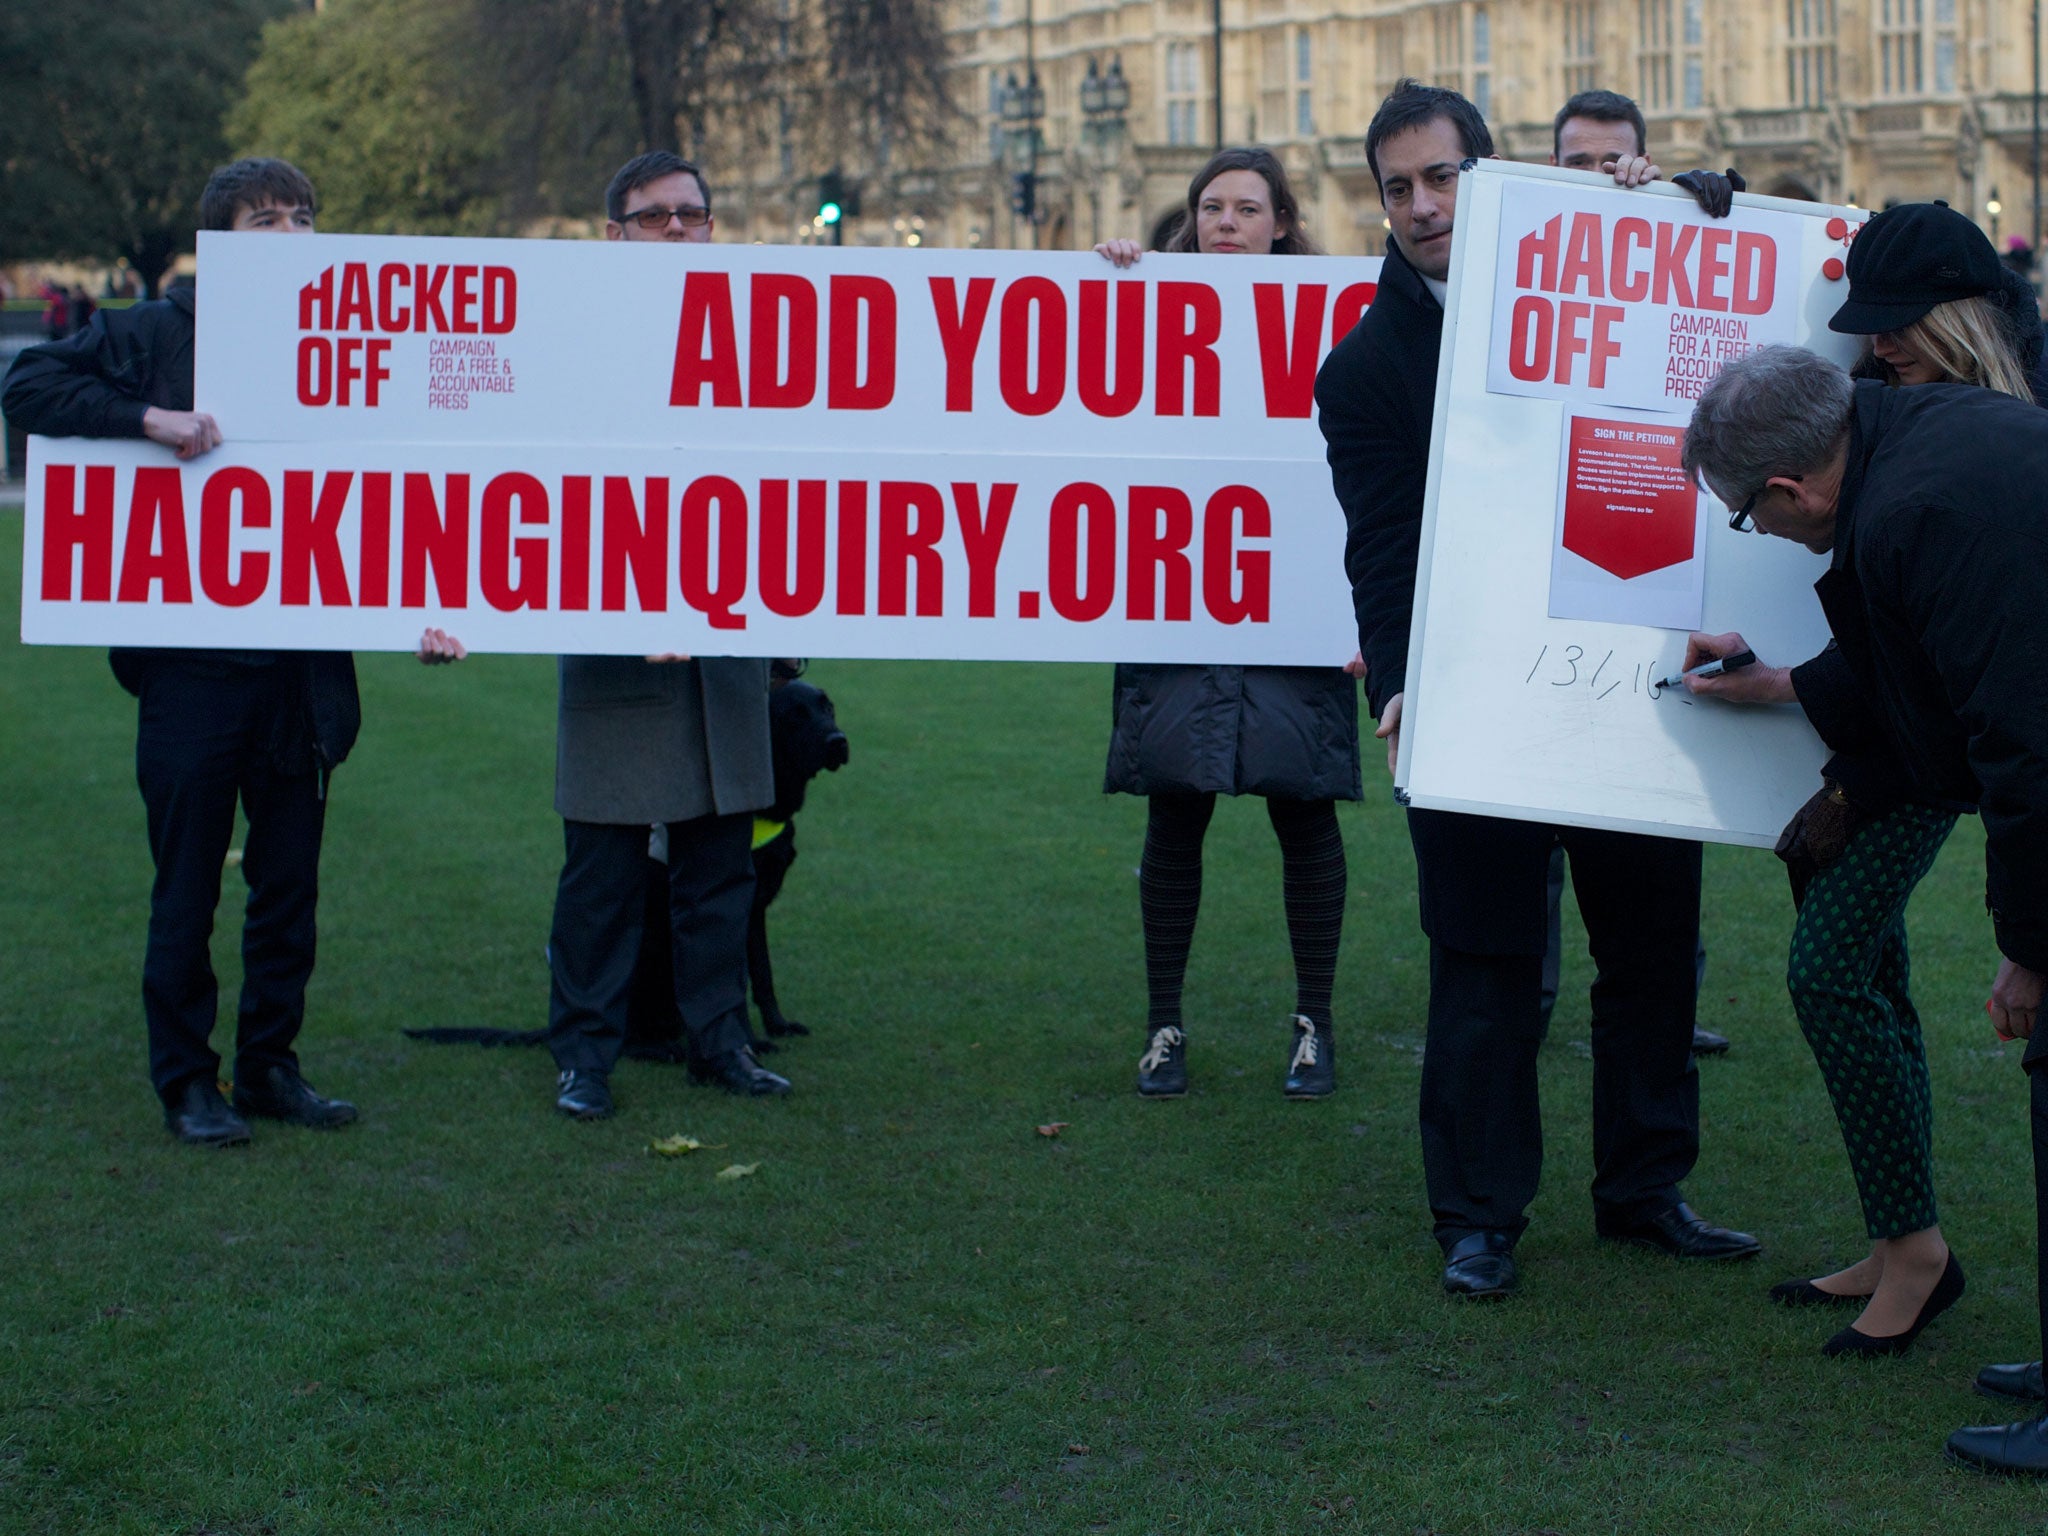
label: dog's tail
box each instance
[402,1027,548,1047]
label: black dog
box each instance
[625,674,848,1059]
[407,673,848,1060]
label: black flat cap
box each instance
[1829,200,2002,334]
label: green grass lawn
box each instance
[2,506,2044,1534]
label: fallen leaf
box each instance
[1066,1442,1089,1455]
[648,1135,725,1157]
[1035,1123,1069,1138]
[715,1162,760,1181]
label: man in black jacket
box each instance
[1,158,462,1147]
[1313,81,1758,1299]
[1679,347,2048,1472]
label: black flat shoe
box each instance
[164,1078,251,1147]
[1976,1361,2047,1404]
[233,1064,357,1129]
[1769,1276,1872,1307]
[1692,1027,1732,1056]
[1821,1252,1965,1358]
[1598,1202,1762,1261]
[1947,1413,2048,1475]
[1441,1232,1518,1299]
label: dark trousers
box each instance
[547,814,756,1074]
[136,661,326,1102]
[1416,817,1702,1249]
[1540,844,1708,1029]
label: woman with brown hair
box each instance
[1095,148,1363,1103]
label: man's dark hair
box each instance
[1552,90,1647,159]
[606,151,711,221]
[199,158,317,232]
[1365,79,1494,193]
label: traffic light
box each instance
[1010,171,1036,222]
[816,169,846,244]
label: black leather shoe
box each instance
[1442,1232,1518,1299]
[1598,1202,1761,1261]
[1821,1253,1965,1358]
[165,1078,251,1147]
[555,1068,614,1120]
[702,1047,791,1097]
[232,1064,357,1129]
[1136,1026,1186,1098]
[1946,1413,2048,1475]
[1692,1027,1731,1056]
[1977,1361,2048,1404]
[1283,1015,1334,1099]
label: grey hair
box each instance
[1681,346,1856,506]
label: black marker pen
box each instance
[1655,648,1755,691]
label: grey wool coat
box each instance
[555,656,774,825]
[1103,663,1362,801]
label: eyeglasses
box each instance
[1728,475,1801,533]
[620,204,710,230]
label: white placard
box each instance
[1399,163,1868,848]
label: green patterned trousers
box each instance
[1786,802,1959,1240]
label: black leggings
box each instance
[1139,792,1346,1032]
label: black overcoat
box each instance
[1816,379,2048,973]
[1101,662,1361,801]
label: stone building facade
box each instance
[712,0,2045,258]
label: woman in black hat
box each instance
[1832,199,2043,399]
[1686,200,2039,1360]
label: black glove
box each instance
[1775,778,1862,904]
[1671,167,1747,219]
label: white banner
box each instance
[23,237,1378,660]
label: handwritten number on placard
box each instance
[1524,644,1687,705]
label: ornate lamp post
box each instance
[999,66,1045,247]
[1078,56,1131,246]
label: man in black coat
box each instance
[1679,347,2048,1473]
[1312,81,1758,1298]
[1,158,463,1147]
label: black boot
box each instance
[233,1064,358,1129]
[164,1078,252,1147]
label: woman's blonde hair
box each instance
[1884,294,2035,401]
